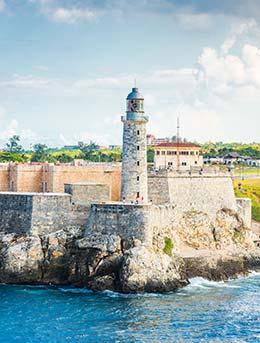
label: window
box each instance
[137,145,140,151]
[190,151,194,155]
[137,130,140,135]
[182,162,187,166]
[137,192,140,198]
[42,182,48,192]
[137,161,140,166]
[137,176,140,181]
[168,162,173,166]
[156,151,160,155]
[162,151,166,155]
[195,161,197,165]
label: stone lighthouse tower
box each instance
[121,87,149,203]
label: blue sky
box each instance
[0,0,259,147]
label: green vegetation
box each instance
[31,144,53,162]
[202,142,260,159]
[147,146,154,163]
[0,152,28,163]
[0,135,259,167]
[232,230,245,244]
[5,135,23,154]
[233,179,260,222]
[233,167,260,177]
[163,237,174,257]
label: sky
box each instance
[0,0,260,148]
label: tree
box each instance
[31,144,50,162]
[55,153,74,163]
[5,135,23,153]
[147,147,154,163]
[78,141,100,160]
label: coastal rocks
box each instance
[77,234,121,254]
[183,252,260,281]
[175,208,256,251]
[183,254,247,281]
[213,208,255,250]
[0,233,44,283]
[0,209,259,293]
[120,245,188,292]
[176,211,215,250]
[0,230,74,284]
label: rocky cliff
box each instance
[0,208,259,293]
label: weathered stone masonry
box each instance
[0,192,92,235]
[121,87,148,202]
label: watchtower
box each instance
[121,87,149,202]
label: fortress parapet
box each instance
[84,202,176,248]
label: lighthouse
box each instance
[121,87,149,203]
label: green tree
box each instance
[5,135,23,153]
[78,141,100,160]
[55,153,74,163]
[31,144,50,162]
[147,146,154,163]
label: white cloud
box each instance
[49,7,97,23]
[197,47,246,86]
[59,131,111,146]
[0,75,52,89]
[33,65,49,72]
[0,119,37,149]
[0,0,5,12]
[2,20,260,145]
[175,13,211,30]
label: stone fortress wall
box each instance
[0,192,89,235]
[84,203,177,249]
[83,167,252,248]
[0,179,114,235]
[0,168,252,238]
[148,170,237,217]
[0,162,121,200]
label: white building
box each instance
[154,142,203,170]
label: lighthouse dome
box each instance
[126,87,144,100]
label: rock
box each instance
[183,254,247,281]
[120,245,188,293]
[87,275,117,292]
[176,211,215,250]
[0,234,44,283]
[213,208,256,250]
[0,206,259,293]
[77,234,121,253]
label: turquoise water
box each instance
[0,273,259,343]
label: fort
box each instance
[0,87,258,292]
[0,161,121,200]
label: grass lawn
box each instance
[233,178,260,222]
[233,167,260,176]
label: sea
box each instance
[0,272,259,343]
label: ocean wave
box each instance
[58,287,94,294]
[101,289,163,298]
[184,277,241,290]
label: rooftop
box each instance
[126,87,144,100]
[154,142,201,148]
